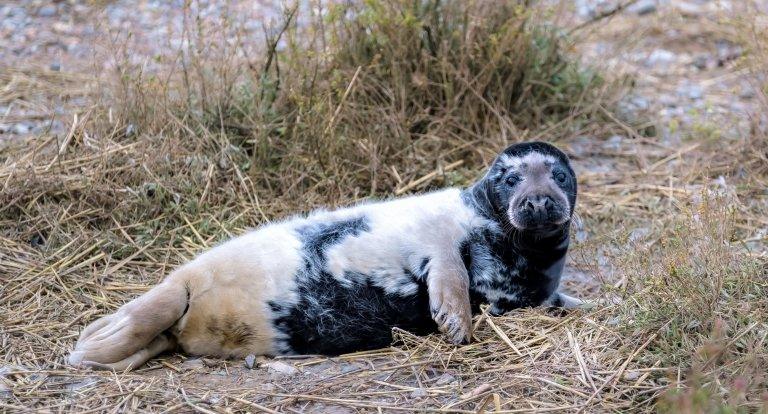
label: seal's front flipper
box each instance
[552,292,586,309]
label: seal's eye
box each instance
[554,172,567,183]
[506,175,520,186]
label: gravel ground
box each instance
[0,0,285,142]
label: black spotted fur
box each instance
[272,142,577,354]
[271,217,436,354]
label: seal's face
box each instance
[487,142,576,233]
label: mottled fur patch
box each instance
[206,315,256,348]
[270,216,436,354]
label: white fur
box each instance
[316,189,489,295]
[499,152,557,170]
[166,188,490,354]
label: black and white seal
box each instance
[69,141,582,370]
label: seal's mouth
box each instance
[508,216,569,233]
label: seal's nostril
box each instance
[523,199,535,212]
[523,196,556,215]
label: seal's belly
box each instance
[271,271,436,355]
[173,264,436,357]
[263,215,438,354]
[170,214,439,357]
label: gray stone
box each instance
[265,361,298,376]
[624,371,640,381]
[244,354,257,369]
[576,0,614,18]
[629,96,650,111]
[677,84,703,100]
[410,388,428,398]
[675,1,704,16]
[739,87,756,100]
[646,49,676,69]
[181,358,205,370]
[628,0,657,15]
[692,54,710,70]
[12,123,30,135]
[38,6,56,18]
[201,358,219,367]
[716,40,742,65]
[434,373,456,386]
[603,134,623,151]
[686,320,701,330]
[339,363,360,374]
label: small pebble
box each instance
[677,84,703,100]
[628,0,657,16]
[675,1,704,16]
[624,371,640,381]
[181,358,204,370]
[244,354,257,369]
[646,49,676,69]
[339,363,359,374]
[688,86,703,100]
[38,6,56,18]
[434,373,456,386]
[12,123,30,135]
[410,388,428,398]
[739,88,756,100]
[266,361,298,376]
[603,134,623,151]
[575,0,613,18]
[629,96,650,111]
[201,358,218,367]
[692,54,710,70]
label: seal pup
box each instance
[69,141,582,371]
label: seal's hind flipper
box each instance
[69,276,189,371]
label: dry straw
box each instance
[1,0,767,412]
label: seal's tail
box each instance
[68,273,189,371]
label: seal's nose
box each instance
[523,195,553,219]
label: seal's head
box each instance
[484,142,576,234]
